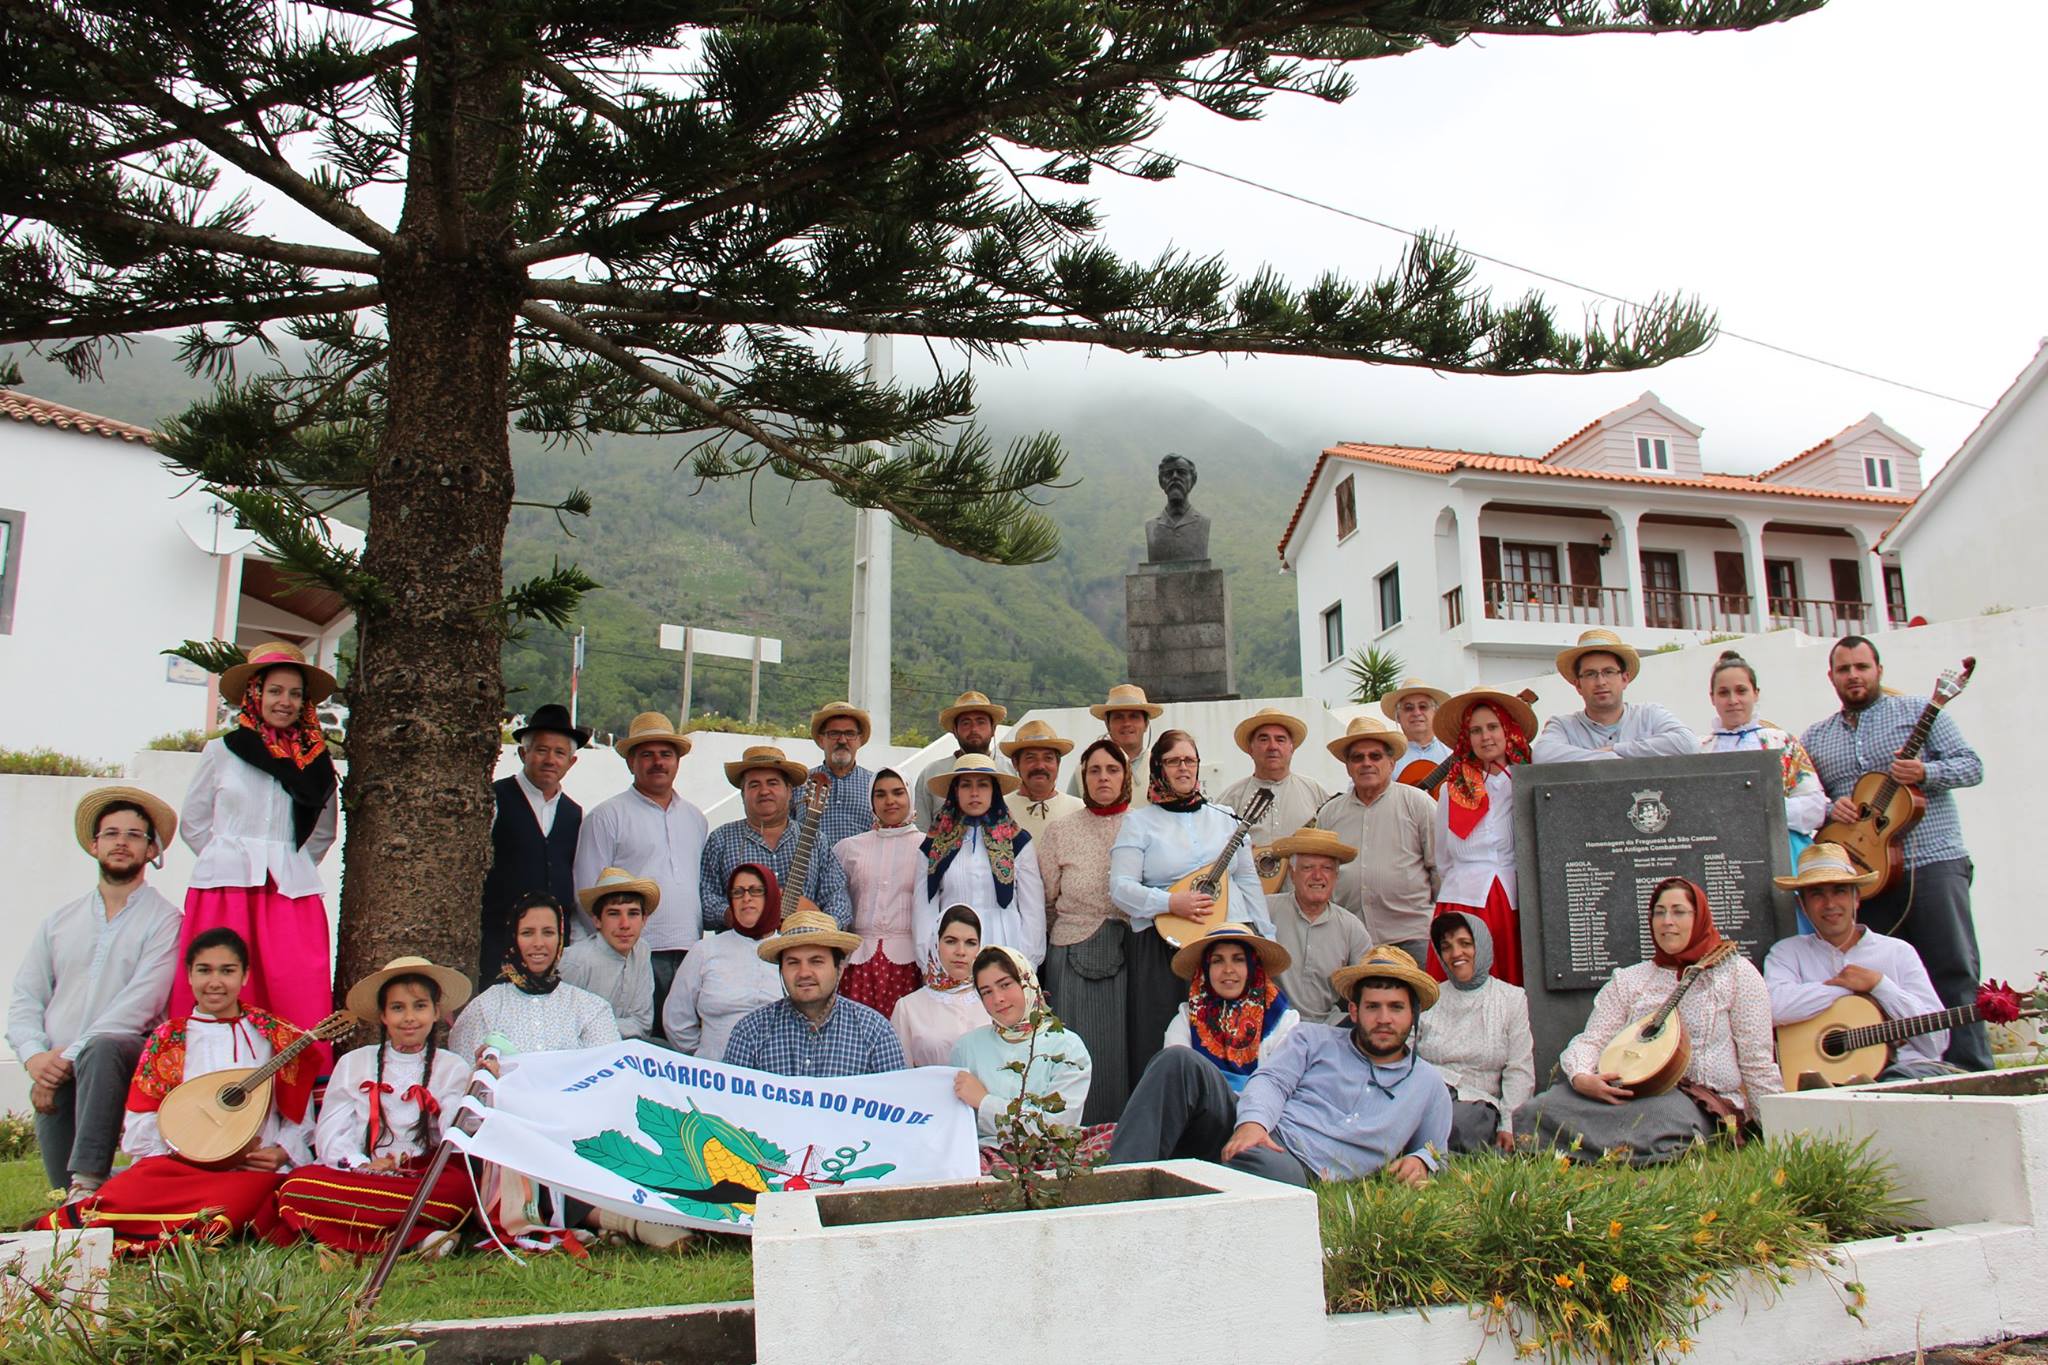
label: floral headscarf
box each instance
[1147,729,1205,812]
[724,862,784,941]
[925,905,982,992]
[500,895,567,995]
[1444,705,1532,840]
[978,945,1052,1044]
[1186,944,1292,1081]
[223,670,337,848]
[1076,736,1132,816]
[923,780,1028,907]
[1648,877,1725,970]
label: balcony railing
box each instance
[1643,590,1754,635]
[1769,596,1873,637]
[1477,578,1872,635]
[1482,578,1629,625]
[1442,585,1464,629]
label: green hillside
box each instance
[6,343,1313,734]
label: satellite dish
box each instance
[177,499,261,557]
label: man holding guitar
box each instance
[1801,637,1989,1071]
[699,745,852,930]
[1764,843,1954,1085]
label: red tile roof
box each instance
[1753,433,1835,482]
[1276,441,1915,562]
[0,389,156,445]
[1542,416,1602,460]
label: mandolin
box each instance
[1252,844,1288,895]
[1396,689,1539,793]
[1596,943,1740,1096]
[780,772,831,906]
[157,1010,357,1166]
[1813,658,1975,898]
[1776,991,2041,1088]
[1153,789,1272,948]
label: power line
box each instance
[1158,151,1993,412]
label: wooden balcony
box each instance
[1481,578,1629,626]
[1475,578,1873,635]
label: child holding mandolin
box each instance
[38,928,327,1247]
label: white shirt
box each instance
[1417,979,1536,1134]
[8,885,181,1060]
[1010,791,1083,842]
[1109,803,1274,936]
[1433,770,1518,908]
[180,738,338,897]
[449,981,622,1059]
[1764,928,1948,1065]
[662,931,782,1060]
[313,1043,473,1168]
[120,1012,316,1165]
[511,768,565,837]
[559,935,655,1039]
[918,828,1047,968]
[574,787,709,950]
[1560,957,1783,1111]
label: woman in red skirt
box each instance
[272,957,478,1254]
[834,769,924,1017]
[1428,689,1539,988]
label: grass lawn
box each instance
[0,1152,752,1325]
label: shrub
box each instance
[891,727,933,749]
[683,713,805,738]
[0,749,120,778]
[143,730,218,753]
[0,1111,35,1162]
[1342,645,1407,704]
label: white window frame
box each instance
[1320,601,1344,665]
[0,509,21,635]
[1634,434,1672,472]
[1863,455,1895,490]
[1374,563,1402,633]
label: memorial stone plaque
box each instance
[1512,750,1798,1083]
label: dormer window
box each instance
[1864,455,1895,490]
[1634,435,1671,472]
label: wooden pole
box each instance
[356,1070,490,1314]
[679,627,694,725]
[748,635,763,723]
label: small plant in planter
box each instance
[983,1002,1104,1212]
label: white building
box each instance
[1278,392,1921,701]
[0,390,361,762]
[1876,339,2048,622]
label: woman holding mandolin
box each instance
[1516,879,1781,1165]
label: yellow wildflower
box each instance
[1429,1277,1449,1298]
[1609,1273,1631,1294]
[1772,1167,1787,1187]
[1698,1209,1718,1225]
[1688,1291,1707,1308]
[1490,1292,1508,1311]
[1517,1341,1543,1358]
[1607,1219,1624,1240]
[1679,1338,1696,1355]
[1754,1239,1774,1261]
[1561,1301,1580,1324]
[1554,1271,1575,1288]
[1693,1228,1714,1246]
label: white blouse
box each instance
[917,830,1046,968]
[1559,956,1783,1111]
[120,1012,315,1165]
[448,981,621,1060]
[836,825,926,966]
[1434,769,1517,908]
[1416,979,1536,1135]
[313,1043,473,1168]
[891,986,987,1067]
[180,738,338,897]
[662,931,782,1060]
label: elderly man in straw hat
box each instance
[807,701,878,853]
[1264,827,1373,1025]
[1382,678,1452,772]
[1764,843,1956,1083]
[561,868,662,1040]
[722,909,907,1077]
[1109,944,1450,1187]
[1001,719,1081,838]
[483,702,590,978]
[575,712,709,1021]
[1312,716,1437,965]
[913,690,1014,831]
[1067,682,1163,809]
[9,787,183,1201]
[1218,708,1328,879]
[701,745,852,931]
[1532,628,1697,763]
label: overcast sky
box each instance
[941,0,2046,476]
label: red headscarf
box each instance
[236,675,327,768]
[1443,704,1532,840]
[724,863,784,940]
[1648,877,1724,969]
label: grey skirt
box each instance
[1513,1083,1714,1166]
[1126,925,1184,1094]
[1043,920,1132,1125]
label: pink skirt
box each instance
[1428,879,1524,987]
[175,880,335,1074]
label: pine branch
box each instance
[161,638,246,675]
[0,197,380,274]
[0,286,384,346]
[494,560,601,637]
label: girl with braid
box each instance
[270,958,477,1253]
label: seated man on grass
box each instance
[1107,945,1450,1188]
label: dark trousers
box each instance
[650,949,686,1029]
[33,1033,143,1189]
[1106,1048,1312,1187]
[1859,857,1991,1071]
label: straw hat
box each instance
[1170,922,1293,982]
[809,701,872,746]
[1772,842,1882,893]
[1233,707,1308,753]
[1330,944,1440,1012]
[219,640,338,706]
[616,711,693,759]
[724,744,809,788]
[756,907,864,962]
[999,718,1074,760]
[344,956,472,1025]
[1088,682,1163,721]
[73,785,177,855]
[1378,678,1450,721]
[576,866,663,917]
[924,752,1022,798]
[938,690,1009,730]
[1325,715,1408,764]
[1555,628,1642,684]
[1433,688,1539,748]
[1268,825,1356,865]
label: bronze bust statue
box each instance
[1144,453,1210,563]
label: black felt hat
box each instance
[512,703,592,748]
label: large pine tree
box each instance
[0,0,1821,989]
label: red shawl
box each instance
[125,1006,316,1124]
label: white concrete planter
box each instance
[752,1160,1327,1364]
[0,1228,112,1311]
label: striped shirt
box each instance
[1801,695,1982,868]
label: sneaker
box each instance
[595,1209,694,1249]
[65,1174,105,1203]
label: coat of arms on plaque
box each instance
[1627,789,1671,835]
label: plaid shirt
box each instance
[699,814,853,931]
[1801,694,1983,868]
[720,997,906,1077]
[808,763,876,855]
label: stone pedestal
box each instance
[1125,561,1236,702]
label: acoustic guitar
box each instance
[781,772,830,906]
[1813,657,1975,898]
[1776,992,2042,1088]
[1595,942,1740,1096]
[1152,788,1273,949]
[1395,689,1540,793]
[157,1010,357,1166]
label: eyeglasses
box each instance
[1576,667,1627,682]
[730,887,769,901]
[1159,756,1200,769]
[820,728,861,741]
[95,829,152,845]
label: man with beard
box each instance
[914,691,1013,831]
[1801,636,1989,1070]
[807,701,877,852]
[1106,945,1450,1186]
[8,788,183,1200]
[1000,719,1081,838]
[723,909,906,1077]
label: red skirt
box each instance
[1428,879,1524,987]
[271,1158,477,1254]
[37,1155,283,1247]
[839,950,922,1019]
